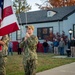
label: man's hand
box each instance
[24,33,30,41]
[0,40,5,45]
[26,33,30,38]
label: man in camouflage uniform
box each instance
[0,35,10,75]
[20,25,38,75]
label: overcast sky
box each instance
[27,0,42,11]
[12,0,42,11]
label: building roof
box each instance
[17,6,75,25]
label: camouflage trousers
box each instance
[24,59,37,75]
[0,52,6,75]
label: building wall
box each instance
[14,22,61,42]
[33,22,59,35]
[11,12,75,42]
[11,32,16,41]
[63,12,75,38]
[27,22,63,43]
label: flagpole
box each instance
[16,0,28,40]
[16,1,25,41]
[19,0,28,26]
[18,0,28,39]
[25,10,27,26]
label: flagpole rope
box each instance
[16,0,28,40]
[25,11,28,26]
[17,13,25,36]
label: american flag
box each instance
[0,0,20,36]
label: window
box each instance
[16,30,21,40]
[73,24,75,37]
[37,27,53,40]
[47,11,56,17]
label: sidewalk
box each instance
[36,62,75,75]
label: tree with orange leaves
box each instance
[36,0,75,9]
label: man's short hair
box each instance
[25,25,34,30]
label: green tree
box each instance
[13,0,31,13]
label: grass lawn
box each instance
[6,53,75,75]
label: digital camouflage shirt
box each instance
[2,35,10,56]
[20,35,38,65]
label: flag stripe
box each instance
[4,0,12,9]
[1,14,19,28]
[3,6,13,19]
[0,22,19,36]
